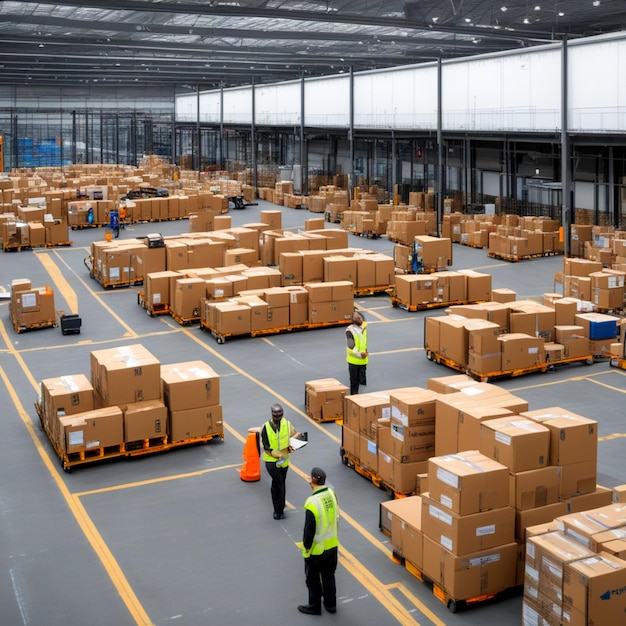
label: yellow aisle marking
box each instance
[40,249,138,338]
[340,548,444,626]
[599,433,626,442]
[75,463,241,497]
[0,320,39,390]
[34,250,78,314]
[0,366,153,626]
[585,376,626,394]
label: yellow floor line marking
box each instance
[339,548,443,626]
[373,347,422,356]
[355,307,390,322]
[507,369,615,393]
[75,463,241,497]
[43,248,138,338]
[0,366,152,626]
[35,251,78,314]
[0,320,40,390]
[177,326,342,443]
[599,433,626,442]
[386,581,447,625]
[586,376,626,394]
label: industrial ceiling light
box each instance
[523,18,530,24]
[593,0,600,5]
[501,6,508,12]
[558,11,564,16]
[534,4,540,9]
[432,16,439,22]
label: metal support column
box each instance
[196,85,201,171]
[349,66,355,199]
[300,71,307,196]
[251,75,258,192]
[219,82,225,169]
[436,58,444,236]
[561,39,572,257]
[391,129,397,202]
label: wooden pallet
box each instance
[392,551,522,613]
[341,451,413,499]
[200,318,352,343]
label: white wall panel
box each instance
[304,75,350,127]
[199,92,221,123]
[223,86,253,124]
[575,181,595,210]
[174,31,626,134]
[569,37,626,132]
[175,93,198,122]
[442,47,560,131]
[255,81,301,125]
[354,66,437,129]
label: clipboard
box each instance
[290,437,308,451]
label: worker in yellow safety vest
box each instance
[261,403,299,520]
[346,311,368,394]
[298,467,339,616]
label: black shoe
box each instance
[298,605,321,616]
[324,605,336,614]
[273,513,281,520]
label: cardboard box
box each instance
[428,451,509,515]
[161,360,220,411]
[564,486,613,514]
[60,406,124,453]
[91,344,161,406]
[390,420,435,462]
[305,378,348,421]
[563,553,626,626]
[556,504,626,550]
[520,407,597,466]
[121,399,167,441]
[422,536,518,600]
[558,461,597,498]
[389,387,438,427]
[341,425,359,459]
[380,495,423,567]
[527,531,596,606]
[479,417,550,472]
[516,502,569,542]
[510,466,560,511]
[169,404,223,442]
[613,485,626,504]
[498,333,545,370]
[421,494,515,555]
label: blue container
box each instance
[588,317,617,340]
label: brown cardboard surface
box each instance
[169,404,223,442]
[161,360,220,411]
[520,407,598,466]
[509,466,560,511]
[422,535,518,600]
[121,399,167,441]
[428,451,509,515]
[479,417,550,472]
[421,493,515,555]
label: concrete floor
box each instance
[0,202,624,626]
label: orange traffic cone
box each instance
[240,427,261,482]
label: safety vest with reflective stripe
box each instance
[346,324,368,366]
[262,419,292,465]
[303,487,339,556]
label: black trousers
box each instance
[304,547,338,611]
[348,363,366,395]
[265,460,288,516]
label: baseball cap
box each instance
[311,467,326,484]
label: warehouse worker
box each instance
[261,403,299,520]
[346,311,368,394]
[298,467,339,616]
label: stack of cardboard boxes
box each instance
[305,378,349,422]
[425,295,620,374]
[523,502,626,625]
[9,278,56,331]
[364,374,615,607]
[39,345,222,459]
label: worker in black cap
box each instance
[298,467,340,616]
[260,403,300,520]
